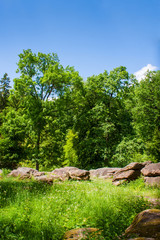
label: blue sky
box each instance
[0,0,160,85]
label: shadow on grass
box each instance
[0,220,64,240]
[0,179,52,208]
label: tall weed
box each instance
[0,178,154,240]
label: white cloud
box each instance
[134,64,157,81]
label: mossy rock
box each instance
[125,209,160,238]
[63,228,103,239]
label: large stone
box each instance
[90,167,121,179]
[144,177,160,187]
[52,167,79,176]
[52,167,79,180]
[8,167,38,178]
[112,162,145,185]
[112,179,128,186]
[69,169,90,180]
[63,228,102,240]
[34,175,54,184]
[125,209,160,238]
[89,169,97,178]
[51,172,69,181]
[141,163,160,177]
[120,162,145,171]
[141,161,152,167]
[113,169,141,181]
[34,174,67,184]
[33,171,46,177]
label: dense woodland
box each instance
[0,49,160,171]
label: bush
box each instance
[111,137,146,167]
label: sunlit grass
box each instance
[0,177,159,240]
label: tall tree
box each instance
[65,66,133,168]
[10,49,78,170]
[0,73,11,111]
[131,70,160,161]
[0,109,27,169]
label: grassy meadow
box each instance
[0,176,160,240]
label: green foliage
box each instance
[0,178,154,240]
[63,129,78,166]
[111,137,145,167]
[0,49,160,169]
[0,73,11,112]
[13,49,71,169]
[0,110,27,168]
[0,49,83,170]
[70,66,133,168]
[131,70,160,161]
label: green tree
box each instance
[0,109,26,168]
[111,137,145,167]
[0,73,11,111]
[69,66,133,168]
[63,129,78,166]
[131,70,160,161]
[10,49,78,170]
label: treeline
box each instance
[0,49,160,170]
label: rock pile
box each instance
[69,169,90,180]
[141,163,160,187]
[6,161,160,186]
[34,174,66,184]
[8,167,40,179]
[89,167,121,180]
[52,167,90,181]
[52,166,78,174]
[112,162,146,186]
[8,166,90,182]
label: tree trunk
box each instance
[35,131,41,171]
[36,161,39,171]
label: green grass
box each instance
[0,177,159,240]
[119,177,160,202]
